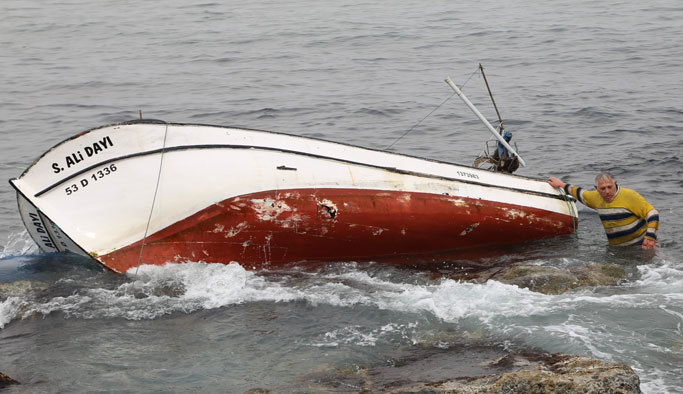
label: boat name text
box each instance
[65,163,118,196]
[29,212,56,250]
[52,136,114,174]
[456,171,479,179]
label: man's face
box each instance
[595,178,617,202]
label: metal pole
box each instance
[444,76,526,167]
[479,63,503,130]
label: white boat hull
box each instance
[10,121,578,273]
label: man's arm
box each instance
[621,189,659,250]
[548,177,588,206]
[548,177,566,189]
[642,207,659,249]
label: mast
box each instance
[479,63,504,130]
[444,76,526,167]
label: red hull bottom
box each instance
[100,188,576,273]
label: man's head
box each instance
[594,172,618,202]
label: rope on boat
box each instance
[559,188,578,233]
[135,123,169,275]
[383,66,481,151]
[383,92,455,151]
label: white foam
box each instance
[398,279,551,323]
[638,369,681,394]
[311,325,381,347]
[18,262,301,321]
[0,230,38,258]
[631,260,683,293]
[282,269,559,323]
[0,297,24,329]
[130,261,300,309]
[14,261,556,325]
[310,322,419,347]
[543,323,613,360]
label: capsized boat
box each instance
[9,80,578,273]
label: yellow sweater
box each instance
[564,184,659,246]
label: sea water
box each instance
[1,1,682,392]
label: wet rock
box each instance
[0,371,20,387]
[473,264,627,295]
[287,345,640,394]
[398,353,641,394]
[0,280,48,300]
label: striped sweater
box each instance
[564,184,659,246]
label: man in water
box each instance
[548,173,659,250]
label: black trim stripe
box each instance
[606,219,647,239]
[34,147,167,197]
[30,143,573,202]
[598,212,635,221]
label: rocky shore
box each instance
[384,352,641,393]
[245,346,640,393]
[459,263,628,295]
[3,264,641,393]
[245,263,641,393]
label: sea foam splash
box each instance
[23,262,298,321]
[0,230,38,258]
[631,258,683,293]
[0,297,24,329]
[3,259,682,343]
[5,261,554,328]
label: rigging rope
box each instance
[460,66,481,90]
[135,123,169,275]
[559,188,578,233]
[383,92,455,151]
[383,66,481,151]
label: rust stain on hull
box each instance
[100,188,576,273]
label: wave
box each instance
[630,257,683,293]
[1,256,681,375]
[0,297,24,329]
[1,258,682,392]
[1,255,681,319]
[0,230,38,258]
[0,260,572,331]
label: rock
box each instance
[0,280,48,301]
[403,353,641,394]
[0,371,20,388]
[471,264,627,295]
[286,344,641,394]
